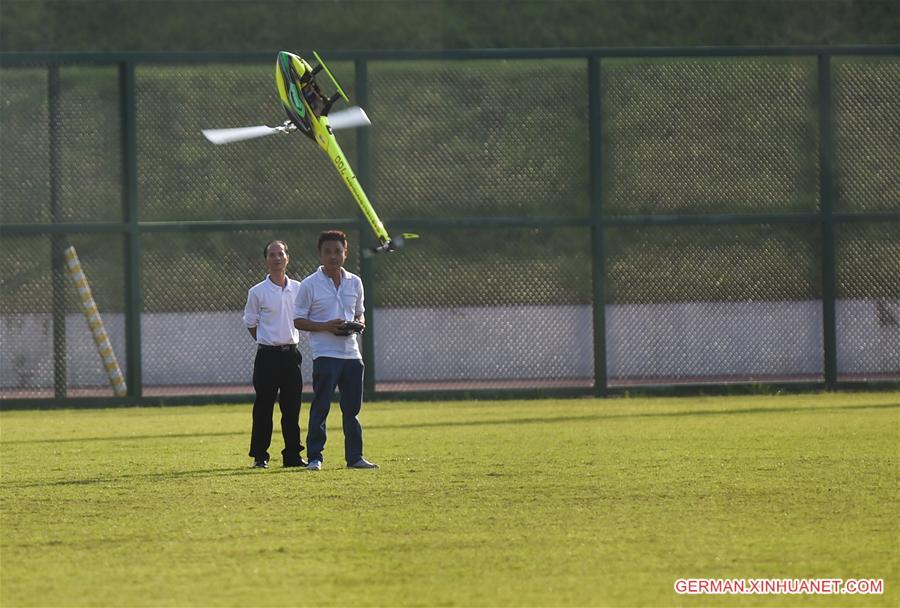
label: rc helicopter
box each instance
[202,51,417,254]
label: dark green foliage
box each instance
[602,58,821,215]
[836,223,900,300]
[372,227,594,307]
[368,60,589,219]
[2,1,900,52]
[604,224,824,304]
[833,58,900,213]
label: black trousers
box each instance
[248,346,304,464]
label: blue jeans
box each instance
[306,357,365,465]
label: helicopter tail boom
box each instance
[325,132,390,246]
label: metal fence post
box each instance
[48,65,67,399]
[818,54,838,389]
[589,56,607,396]
[355,58,377,397]
[120,61,142,397]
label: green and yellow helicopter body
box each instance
[203,51,414,254]
[274,51,415,254]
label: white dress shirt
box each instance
[243,275,301,346]
[294,266,365,360]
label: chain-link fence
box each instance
[1,48,898,405]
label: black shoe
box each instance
[283,458,309,468]
[252,459,268,469]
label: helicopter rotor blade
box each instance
[327,106,371,130]
[201,125,282,145]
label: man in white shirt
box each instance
[294,230,378,470]
[242,240,306,469]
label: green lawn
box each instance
[1,392,898,607]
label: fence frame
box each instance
[2,45,899,408]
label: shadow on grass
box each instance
[2,401,897,447]
[2,402,895,490]
[2,430,244,445]
[0,464,299,489]
[371,401,900,431]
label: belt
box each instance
[258,343,297,352]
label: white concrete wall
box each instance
[1,299,897,389]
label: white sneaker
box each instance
[347,458,378,469]
[307,459,322,471]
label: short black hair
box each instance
[317,230,347,251]
[264,240,288,258]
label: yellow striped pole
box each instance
[63,246,128,397]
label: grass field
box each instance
[1,391,898,607]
